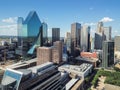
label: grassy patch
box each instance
[92,69,120,87]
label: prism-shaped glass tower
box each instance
[16,11,47,58]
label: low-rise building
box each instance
[75,56,98,67]
[0,62,70,90]
[80,52,98,58]
[58,63,93,78]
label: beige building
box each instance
[37,41,62,65]
[52,41,62,63]
[37,47,52,65]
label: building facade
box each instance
[81,25,90,52]
[102,41,114,68]
[52,41,62,64]
[71,23,81,56]
[94,33,103,49]
[97,22,103,33]
[37,47,52,65]
[37,41,63,65]
[42,22,48,46]
[16,11,48,58]
[94,22,112,50]
[52,28,60,44]
[103,27,111,41]
[115,36,120,51]
[64,32,71,53]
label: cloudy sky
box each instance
[0,0,120,37]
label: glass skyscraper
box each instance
[81,25,90,52]
[71,22,81,57]
[102,41,114,68]
[16,11,48,58]
[42,22,48,46]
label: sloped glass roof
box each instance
[24,11,37,24]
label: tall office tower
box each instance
[94,33,103,49]
[115,36,120,51]
[103,27,111,41]
[52,28,60,44]
[52,41,62,64]
[102,41,114,68]
[64,32,71,52]
[95,22,112,50]
[97,22,103,33]
[42,22,48,46]
[17,17,24,46]
[81,25,90,52]
[37,47,52,65]
[90,36,94,52]
[16,11,47,57]
[94,22,106,50]
[71,22,81,56]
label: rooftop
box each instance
[60,63,92,73]
[76,56,98,62]
[24,11,38,24]
[65,78,79,90]
[28,62,53,73]
[6,58,37,69]
[38,46,52,49]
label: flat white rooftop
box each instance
[65,78,79,90]
[59,63,92,73]
[28,62,53,73]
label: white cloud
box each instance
[89,7,94,10]
[100,17,114,22]
[2,17,17,23]
[0,24,17,36]
[84,22,96,26]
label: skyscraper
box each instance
[17,17,24,46]
[97,22,103,33]
[115,36,120,51]
[81,25,90,52]
[64,32,71,53]
[94,22,106,50]
[102,41,114,68]
[103,27,111,41]
[52,28,60,44]
[94,33,103,49]
[71,22,81,56]
[42,22,48,46]
[52,41,63,64]
[16,11,47,57]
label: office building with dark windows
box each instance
[81,25,90,52]
[16,11,48,58]
[52,28,60,44]
[94,22,112,50]
[71,22,81,57]
[94,22,104,50]
[102,41,114,68]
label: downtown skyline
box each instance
[0,0,120,37]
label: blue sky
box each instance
[0,0,120,37]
